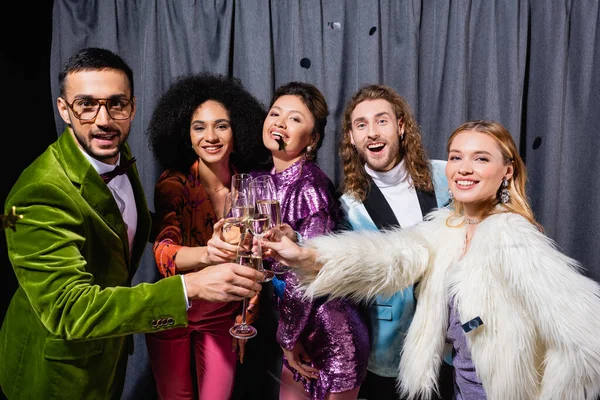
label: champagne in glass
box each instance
[222,216,246,245]
[247,213,274,282]
[249,213,270,237]
[251,175,288,274]
[222,192,251,245]
[236,250,261,270]
[256,199,281,227]
[232,203,254,221]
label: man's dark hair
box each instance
[58,47,134,97]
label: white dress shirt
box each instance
[82,152,137,251]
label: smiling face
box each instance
[348,99,403,172]
[263,94,315,170]
[446,130,513,216]
[190,100,234,167]
[57,69,135,165]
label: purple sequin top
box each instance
[446,296,487,399]
[270,159,370,399]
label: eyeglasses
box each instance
[62,97,134,121]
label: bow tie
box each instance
[100,157,136,184]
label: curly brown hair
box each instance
[340,84,433,201]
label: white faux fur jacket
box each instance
[300,208,600,400]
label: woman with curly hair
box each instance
[260,82,370,400]
[145,72,270,400]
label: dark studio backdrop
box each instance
[2,1,599,399]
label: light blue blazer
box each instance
[339,160,450,377]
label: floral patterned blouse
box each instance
[152,160,238,322]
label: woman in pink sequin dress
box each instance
[262,82,370,400]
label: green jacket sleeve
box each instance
[5,181,188,340]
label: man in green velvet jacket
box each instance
[0,47,263,400]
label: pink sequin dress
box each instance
[270,159,370,399]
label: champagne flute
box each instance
[229,231,260,340]
[247,212,275,282]
[223,190,272,282]
[250,175,289,274]
[252,175,281,227]
[231,173,253,205]
[222,192,252,246]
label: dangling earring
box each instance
[499,177,510,204]
[447,189,454,201]
[304,145,315,161]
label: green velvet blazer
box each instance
[0,129,188,399]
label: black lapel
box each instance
[416,187,438,218]
[363,178,400,230]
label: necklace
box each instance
[200,180,226,193]
[464,217,481,225]
[206,185,226,193]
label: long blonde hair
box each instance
[447,120,541,229]
[340,84,433,201]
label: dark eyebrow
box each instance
[270,105,307,119]
[72,94,129,101]
[191,118,230,125]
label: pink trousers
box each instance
[146,318,236,400]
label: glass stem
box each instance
[256,237,264,273]
[240,297,248,326]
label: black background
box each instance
[1,2,54,398]
[1,2,55,329]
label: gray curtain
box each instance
[50,1,600,398]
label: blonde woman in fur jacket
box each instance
[261,120,600,400]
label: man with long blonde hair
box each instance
[338,84,453,400]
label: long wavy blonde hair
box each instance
[340,84,432,201]
[447,120,541,229]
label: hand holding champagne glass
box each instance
[226,175,273,282]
